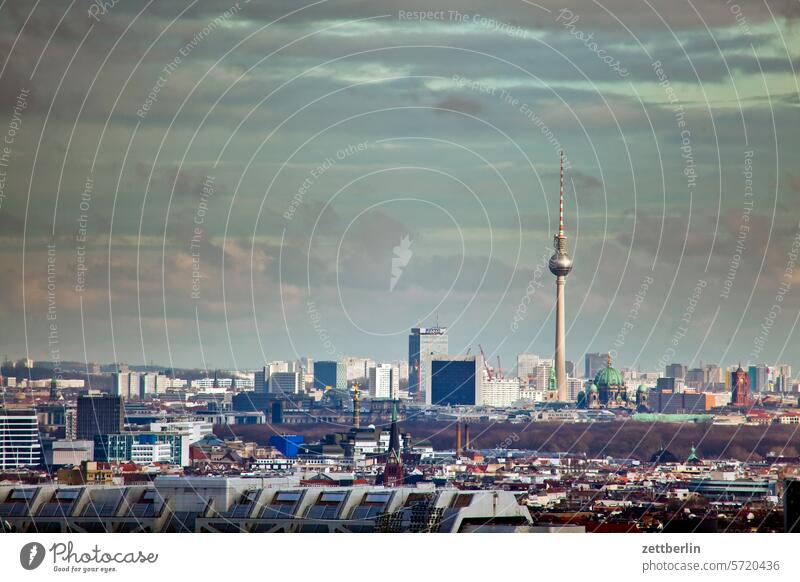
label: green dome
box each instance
[594,364,625,389]
[588,383,598,393]
[637,384,648,393]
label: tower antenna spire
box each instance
[559,150,565,237]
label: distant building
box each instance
[665,363,687,380]
[369,364,395,399]
[112,372,139,399]
[516,354,540,382]
[482,377,520,407]
[0,408,40,470]
[314,361,346,391]
[76,394,124,440]
[731,365,750,408]
[409,327,449,402]
[748,364,770,393]
[429,355,483,406]
[269,371,302,396]
[94,433,189,466]
[584,352,608,379]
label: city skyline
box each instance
[1,5,799,371]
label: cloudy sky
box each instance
[1,0,799,373]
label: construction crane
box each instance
[478,345,493,380]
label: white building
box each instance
[368,364,396,399]
[150,420,213,444]
[131,442,173,465]
[112,372,140,399]
[0,409,41,469]
[567,377,583,402]
[482,377,522,408]
[345,357,375,381]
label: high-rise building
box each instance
[94,433,188,466]
[0,408,40,470]
[112,371,139,399]
[748,364,770,393]
[76,394,124,440]
[314,361,346,391]
[369,364,395,399]
[345,357,374,381]
[429,355,483,406]
[666,363,688,380]
[548,152,573,401]
[516,354,540,382]
[584,352,608,380]
[269,371,302,395]
[408,327,448,402]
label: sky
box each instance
[0,0,799,373]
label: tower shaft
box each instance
[555,276,567,401]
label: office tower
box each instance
[585,352,608,380]
[369,364,395,399]
[567,377,583,401]
[566,360,576,378]
[269,371,302,395]
[255,367,268,393]
[516,353,540,382]
[775,364,792,392]
[0,408,41,469]
[138,372,165,399]
[408,326,448,402]
[748,364,770,392]
[656,377,677,393]
[685,368,705,390]
[429,355,483,406]
[314,360,346,391]
[76,394,124,440]
[548,152,573,401]
[666,363,688,380]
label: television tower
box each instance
[548,152,573,401]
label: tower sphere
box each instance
[549,252,573,277]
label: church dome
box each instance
[593,358,625,389]
[587,383,598,393]
[637,384,648,393]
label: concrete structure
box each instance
[0,478,530,533]
[94,433,189,466]
[51,440,93,466]
[548,152,573,401]
[269,371,302,396]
